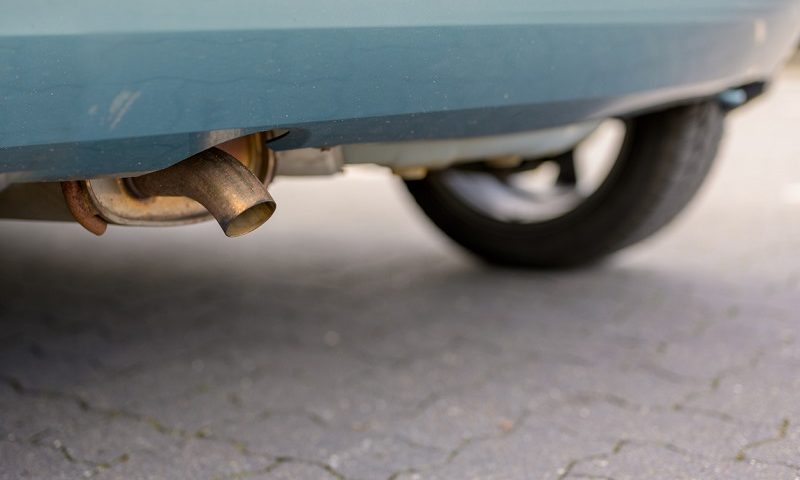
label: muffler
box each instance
[127,147,276,237]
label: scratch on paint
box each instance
[108,90,141,130]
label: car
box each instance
[1,1,799,267]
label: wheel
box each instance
[404,101,725,268]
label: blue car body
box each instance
[1,0,799,182]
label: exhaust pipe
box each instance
[128,147,276,237]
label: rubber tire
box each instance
[404,101,725,268]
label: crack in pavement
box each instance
[558,429,800,480]
[635,360,704,386]
[2,434,130,478]
[548,391,800,476]
[672,346,770,408]
[395,347,595,422]
[213,456,348,480]
[384,409,532,480]
[558,440,629,480]
[0,375,349,479]
[734,417,793,463]
[1,372,266,452]
[625,392,751,426]
[555,437,773,480]
[545,390,761,431]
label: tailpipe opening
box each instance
[128,147,276,237]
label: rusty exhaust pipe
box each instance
[128,147,276,237]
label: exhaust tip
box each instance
[222,200,276,237]
[128,147,277,237]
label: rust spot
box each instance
[61,181,107,236]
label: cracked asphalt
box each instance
[2,58,800,480]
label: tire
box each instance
[404,101,725,268]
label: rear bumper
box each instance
[1,0,799,181]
